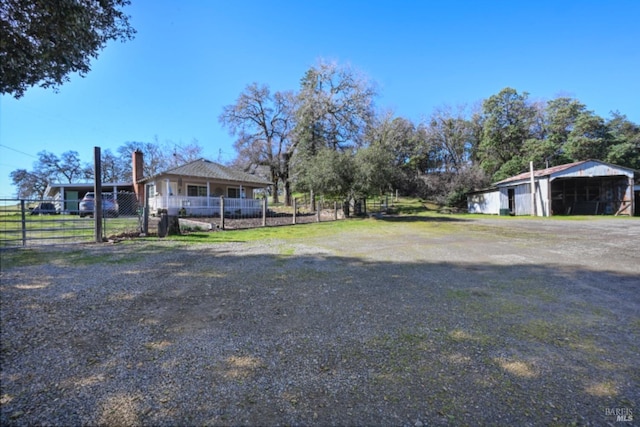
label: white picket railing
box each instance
[149,195,263,217]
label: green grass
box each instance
[0,214,141,247]
[0,248,106,268]
[166,217,389,243]
[160,197,459,244]
[0,243,168,268]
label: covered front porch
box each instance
[149,195,264,217]
[144,174,269,218]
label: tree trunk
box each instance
[283,180,292,207]
[271,169,279,204]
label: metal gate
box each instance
[0,193,141,247]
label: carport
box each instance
[44,182,134,214]
[550,175,633,215]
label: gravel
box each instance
[1,216,639,426]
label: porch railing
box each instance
[149,195,263,217]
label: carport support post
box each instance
[94,147,103,242]
[142,184,150,235]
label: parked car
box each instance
[79,192,119,217]
[30,202,59,215]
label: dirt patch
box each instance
[1,217,638,426]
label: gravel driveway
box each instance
[1,216,638,426]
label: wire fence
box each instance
[0,193,142,247]
[149,197,346,235]
[0,193,393,246]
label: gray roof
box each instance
[142,159,272,186]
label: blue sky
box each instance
[1,0,639,198]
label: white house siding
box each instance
[467,190,500,214]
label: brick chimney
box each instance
[132,150,144,203]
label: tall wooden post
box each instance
[262,197,267,227]
[94,147,103,242]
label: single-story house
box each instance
[44,182,135,214]
[467,160,637,216]
[43,151,272,217]
[133,151,272,216]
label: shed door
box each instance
[508,189,515,214]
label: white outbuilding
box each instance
[467,160,637,216]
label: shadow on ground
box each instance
[1,242,638,426]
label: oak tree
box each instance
[1,0,135,97]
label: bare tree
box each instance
[117,138,173,178]
[165,138,204,168]
[425,105,476,173]
[219,83,296,204]
[9,168,48,198]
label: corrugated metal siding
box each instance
[500,188,509,210]
[514,184,532,215]
[536,178,550,216]
[552,161,635,180]
[467,190,500,214]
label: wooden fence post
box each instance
[94,147,103,243]
[293,198,297,224]
[334,201,337,220]
[262,197,267,227]
[316,201,321,222]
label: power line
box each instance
[0,144,38,159]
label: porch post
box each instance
[220,196,225,230]
[165,179,170,212]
